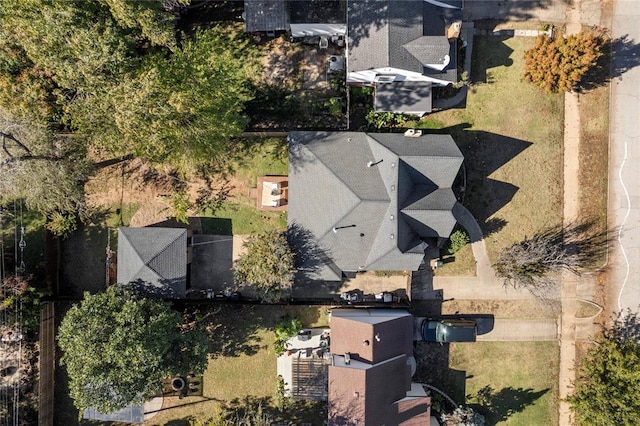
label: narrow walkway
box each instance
[559,1,583,424]
[452,202,496,283]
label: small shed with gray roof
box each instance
[288,131,463,281]
[117,227,188,298]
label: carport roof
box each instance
[375,81,432,113]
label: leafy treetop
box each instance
[567,313,640,425]
[57,285,209,413]
[523,31,605,93]
[234,230,295,303]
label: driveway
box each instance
[476,318,558,341]
[609,0,640,316]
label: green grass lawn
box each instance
[448,342,559,425]
[423,36,564,264]
[146,305,328,425]
[232,138,288,187]
[200,138,288,235]
[200,199,287,235]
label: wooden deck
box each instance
[254,175,288,211]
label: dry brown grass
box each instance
[448,341,560,425]
[441,299,561,319]
[430,36,564,264]
[434,244,476,276]
[578,84,609,260]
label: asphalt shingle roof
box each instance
[244,0,290,32]
[374,81,433,113]
[348,0,457,71]
[288,131,463,276]
[117,227,187,298]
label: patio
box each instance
[251,175,289,211]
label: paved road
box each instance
[609,0,640,316]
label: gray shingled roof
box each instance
[288,132,463,276]
[117,227,187,298]
[374,81,432,113]
[348,0,460,80]
[244,0,290,32]
[403,36,452,66]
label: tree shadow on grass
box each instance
[205,304,269,358]
[226,395,327,425]
[483,217,508,239]
[471,385,549,424]
[471,35,515,84]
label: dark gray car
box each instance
[421,319,477,343]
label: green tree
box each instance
[523,31,605,93]
[447,228,470,255]
[568,315,640,425]
[101,0,187,50]
[234,230,295,303]
[0,0,185,120]
[57,286,209,413]
[0,110,92,235]
[67,26,256,171]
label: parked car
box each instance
[421,319,477,343]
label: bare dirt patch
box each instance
[86,160,177,211]
[261,37,304,88]
[85,159,237,228]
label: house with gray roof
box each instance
[347,0,463,115]
[288,131,463,282]
[117,227,188,298]
[244,0,347,38]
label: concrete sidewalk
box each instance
[477,318,558,342]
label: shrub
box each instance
[366,111,410,130]
[523,31,605,93]
[273,316,302,355]
[447,229,470,254]
[171,189,191,224]
[350,86,373,103]
[46,211,78,238]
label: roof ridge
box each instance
[146,231,185,276]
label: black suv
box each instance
[421,319,477,343]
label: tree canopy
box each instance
[234,230,295,303]
[0,110,92,235]
[67,27,256,171]
[567,314,640,425]
[57,286,209,413]
[523,31,605,93]
[0,1,257,223]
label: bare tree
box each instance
[494,221,611,298]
